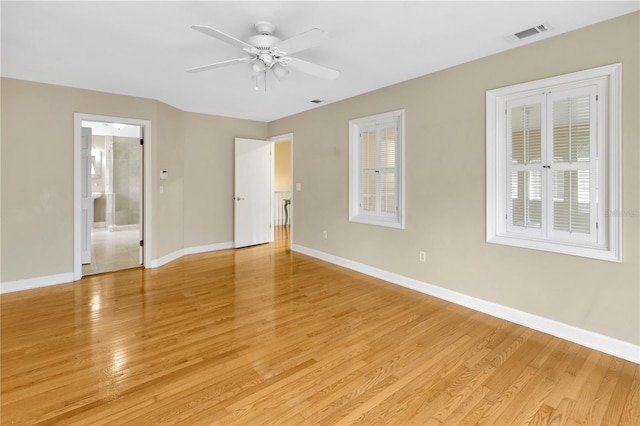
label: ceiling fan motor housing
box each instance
[250,21,281,52]
[248,34,281,51]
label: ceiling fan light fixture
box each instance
[251,61,265,73]
[272,63,289,80]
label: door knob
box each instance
[234,196,245,201]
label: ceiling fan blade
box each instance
[187,57,253,73]
[273,28,328,55]
[191,25,254,50]
[287,57,340,80]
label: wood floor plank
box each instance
[619,364,640,425]
[581,358,623,425]
[2,228,638,425]
[600,359,639,425]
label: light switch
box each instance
[296,183,302,191]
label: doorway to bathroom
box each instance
[73,114,152,279]
[83,121,142,275]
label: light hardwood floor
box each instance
[2,227,638,425]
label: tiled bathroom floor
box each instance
[82,227,141,276]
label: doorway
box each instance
[73,114,152,280]
[83,122,142,275]
[270,134,293,248]
[232,134,293,250]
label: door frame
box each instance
[73,113,152,280]
[268,133,293,249]
[80,126,93,264]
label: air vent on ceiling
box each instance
[513,23,550,40]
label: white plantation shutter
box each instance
[361,130,377,212]
[548,87,598,242]
[379,126,397,215]
[506,95,545,236]
[349,110,404,228]
[359,120,398,218]
[505,87,598,241]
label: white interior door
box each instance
[234,138,272,248]
[81,127,93,264]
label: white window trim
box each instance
[486,63,622,262]
[349,109,405,229]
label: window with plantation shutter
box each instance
[350,110,404,228]
[487,64,621,262]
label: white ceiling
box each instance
[2,1,638,122]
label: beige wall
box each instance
[269,12,640,345]
[0,78,267,281]
[183,112,268,249]
[1,79,159,281]
[153,101,185,259]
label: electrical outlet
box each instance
[323,231,328,239]
[419,251,426,262]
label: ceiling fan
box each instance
[187,21,340,90]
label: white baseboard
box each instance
[184,241,234,255]
[150,241,234,268]
[1,272,75,294]
[2,242,235,293]
[149,249,184,268]
[292,244,640,364]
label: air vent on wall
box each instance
[513,23,550,40]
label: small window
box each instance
[349,110,404,228]
[486,64,621,261]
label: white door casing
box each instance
[234,138,272,248]
[138,129,144,266]
[81,127,92,264]
[74,113,152,280]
